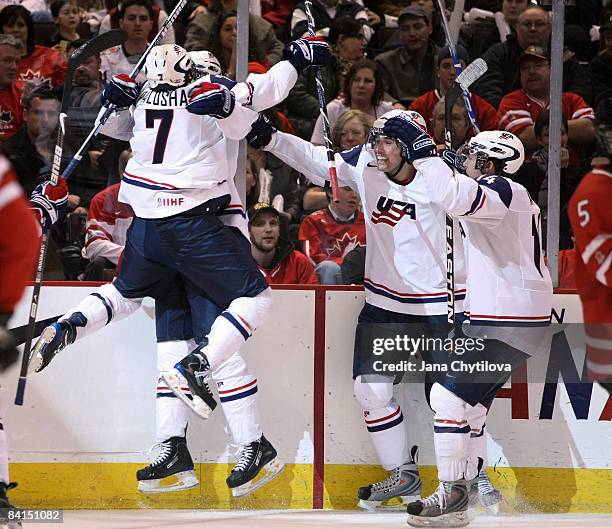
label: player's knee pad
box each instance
[96,283,142,324]
[223,288,273,339]
[353,375,394,411]
[156,339,194,372]
[211,351,249,382]
[465,402,487,433]
[430,383,467,418]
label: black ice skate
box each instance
[28,314,83,373]
[226,435,285,497]
[407,479,469,528]
[136,437,198,494]
[0,482,22,528]
[161,341,217,420]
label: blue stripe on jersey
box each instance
[218,208,246,218]
[339,145,362,167]
[219,385,258,403]
[476,175,513,208]
[468,318,550,327]
[156,392,193,400]
[366,412,404,432]
[210,74,237,90]
[465,186,483,215]
[364,282,466,304]
[434,424,471,434]
[221,311,250,340]
[122,174,168,191]
[91,293,113,324]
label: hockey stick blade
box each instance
[456,58,488,91]
[69,29,126,71]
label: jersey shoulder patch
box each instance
[339,145,362,167]
[476,174,513,208]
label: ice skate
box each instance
[358,460,421,511]
[476,469,502,514]
[226,435,285,497]
[137,437,198,494]
[406,479,469,528]
[28,315,82,373]
[161,341,217,419]
[0,482,22,528]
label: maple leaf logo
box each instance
[0,109,12,123]
[326,232,363,258]
[19,69,52,88]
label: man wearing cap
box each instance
[498,45,595,155]
[374,5,440,106]
[249,203,319,285]
[589,15,612,107]
[409,45,497,139]
[473,5,592,108]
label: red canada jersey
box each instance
[558,248,577,290]
[0,156,40,313]
[0,83,23,142]
[409,89,498,139]
[299,208,366,265]
[258,250,319,285]
[18,45,67,89]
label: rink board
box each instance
[4,285,612,511]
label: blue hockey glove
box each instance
[30,176,69,231]
[440,148,462,171]
[246,114,277,149]
[186,82,235,118]
[101,74,140,109]
[383,115,436,162]
[282,36,330,74]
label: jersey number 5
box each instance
[577,199,590,227]
[145,109,174,164]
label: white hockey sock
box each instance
[465,403,488,481]
[59,283,142,341]
[203,289,272,371]
[0,421,9,484]
[431,384,469,482]
[213,352,262,445]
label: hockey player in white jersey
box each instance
[246,109,467,510]
[29,41,329,495]
[367,119,552,527]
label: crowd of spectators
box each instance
[2,0,611,287]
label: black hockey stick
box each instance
[15,29,127,406]
[61,0,191,180]
[443,58,488,326]
[304,0,340,202]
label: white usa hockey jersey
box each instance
[101,61,298,218]
[415,156,553,328]
[266,132,466,316]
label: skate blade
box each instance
[161,370,213,420]
[231,457,285,498]
[138,471,199,494]
[28,326,56,373]
[406,511,469,528]
[482,500,501,515]
[359,494,420,512]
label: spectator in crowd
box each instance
[460,0,529,59]
[0,35,23,142]
[100,0,154,83]
[259,0,293,32]
[299,185,366,284]
[497,46,595,156]
[285,16,366,139]
[0,5,67,89]
[184,0,283,66]
[473,5,592,108]
[81,182,133,280]
[589,15,612,107]
[98,0,175,45]
[47,0,82,56]
[410,46,497,138]
[374,5,439,106]
[249,203,319,285]
[431,97,471,151]
[311,58,395,146]
[290,0,371,41]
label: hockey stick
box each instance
[443,58,488,326]
[14,29,127,406]
[61,0,190,180]
[435,0,481,135]
[304,0,340,202]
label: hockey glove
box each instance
[0,313,18,372]
[102,74,140,109]
[30,176,69,231]
[283,37,331,74]
[186,82,235,119]
[246,114,276,149]
[440,148,462,171]
[382,115,436,162]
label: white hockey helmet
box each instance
[368,109,428,158]
[457,130,525,175]
[145,44,192,89]
[190,50,222,77]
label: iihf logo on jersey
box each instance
[157,197,185,207]
[371,196,416,227]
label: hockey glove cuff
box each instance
[246,114,277,149]
[283,37,330,74]
[186,82,235,119]
[102,74,140,109]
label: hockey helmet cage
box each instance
[145,44,192,89]
[190,50,222,77]
[457,130,525,175]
